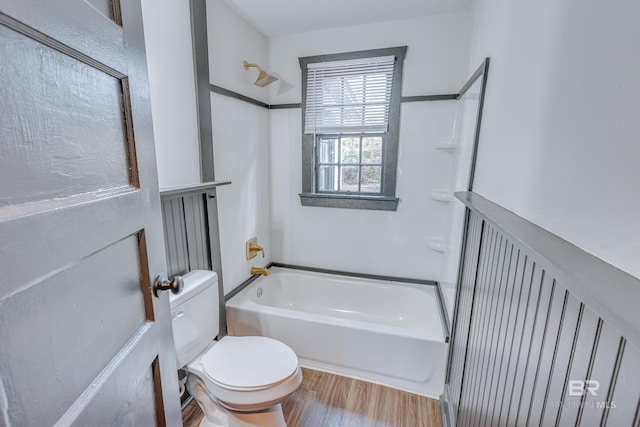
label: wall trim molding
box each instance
[402,94,458,102]
[189,0,214,181]
[269,103,302,109]
[299,193,399,211]
[159,180,231,199]
[210,85,465,110]
[210,84,270,108]
[455,191,640,347]
[270,262,438,286]
[189,0,227,337]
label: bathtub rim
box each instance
[224,262,450,343]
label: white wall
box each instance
[207,0,272,294]
[141,0,201,188]
[207,0,269,104]
[467,0,640,279]
[439,79,484,319]
[270,103,460,278]
[268,13,471,104]
[268,13,472,278]
[211,95,271,295]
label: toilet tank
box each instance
[169,270,219,368]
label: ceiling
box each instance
[221,0,473,37]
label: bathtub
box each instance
[225,266,448,398]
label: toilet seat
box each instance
[188,335,303,411]
[202,336,299,391]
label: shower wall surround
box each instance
[267,12,473,281]
[206,0,272,295]
[199,2,477,293]
[152,0,478,293]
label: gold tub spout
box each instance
[250,267,270,276]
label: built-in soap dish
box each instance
[430,190,453,202]
[427,238,447,253]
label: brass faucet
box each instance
[248,243,264,258]
[250,267,270,276]
[246,237,265,260]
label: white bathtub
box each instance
[225,267,448,398]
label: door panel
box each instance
[74,361,161,427]
[0,22,135,206]
[62,346,165,427]
[0,0,125,71]
[85,0,123,26]
[0,0,181,425]
[0,234,151,426]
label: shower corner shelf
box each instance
[427,238,447,253]
[431,190,453,202]
[435,141,458,152]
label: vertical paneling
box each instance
[477,244,518,426]
[161,194,212,278]
[524,284,567,426]
[557,307,602,425]
[577,323,624,427]
[464,228,506,426]
[469,233,509,425]
[506,266,550,427]
[484,248,526,426]
[494,257,535,426]
[162,198,189,277]
[447,212,484,418]
[457,224,497,425]
[443,199,640,426]
[538,294,583,426]
[182,194,212,271]
[603,340,640,426]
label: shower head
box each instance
[243,60,278,87]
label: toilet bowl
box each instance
[170,270,302,427]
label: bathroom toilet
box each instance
[170,270,302,427]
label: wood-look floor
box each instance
[182,368,441,427]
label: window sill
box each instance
[299,193,399,211]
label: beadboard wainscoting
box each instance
[442,192,640,426]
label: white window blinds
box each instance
[304,55,395,134]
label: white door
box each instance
[0,0,181,425]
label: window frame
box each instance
[299,46,407,211]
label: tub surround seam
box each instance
[224,273,261,302]
[268,262,438,286]
[434,283,451,343]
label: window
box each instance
[317,134,383,193]
[299,46,407,211]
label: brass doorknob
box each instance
[153,275,183,297]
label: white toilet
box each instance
[170,270,302,427]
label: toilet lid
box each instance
[202,336,299,390]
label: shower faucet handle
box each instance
[246,237,265,259]
[249,244,265,257]
[153,275,184,297]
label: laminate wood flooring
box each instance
[182,368,442,427]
